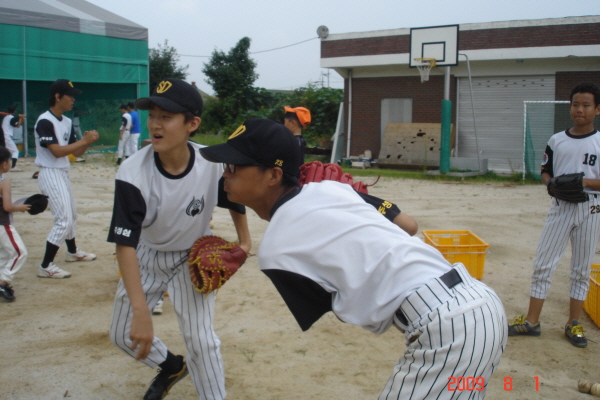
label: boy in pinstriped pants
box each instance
[34,79,99,279]
[508,82,600,348]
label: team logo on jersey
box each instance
[541,153,548,165]
[228,124,247,140]
[63,130,69,142]
[186,196,205,217]
[156,81,172,93]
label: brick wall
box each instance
[556,71,600,100]
[322,22,600,58]
[342,75,456,158]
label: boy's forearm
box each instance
[229,210,252,254]
[583,178,600,191]
[116,244,148,313]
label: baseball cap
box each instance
[200,118,302,178]
[50,79,82,96]
[136,78,203,116]
[284,106,311,127]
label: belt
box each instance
[395,268,463,330]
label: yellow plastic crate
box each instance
[422,230,490,280]
[584,267,600,328]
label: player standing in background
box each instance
[200,118,507,399]
[34,79,99,279]
[508,82,600,348]
[108,78,251,400]
[2,106,25,172]
[116,104,132,166]
[283,106,310,163]
[127,102,141,156]
[0,146,30,302]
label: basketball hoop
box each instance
[414,58,436,83]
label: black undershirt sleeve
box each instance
[36,119,58,148]
[107,179,146,248]
[356,191,401,223]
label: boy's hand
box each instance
[83,130,100,145]
[17,203,31,213]
[130,309,154,360]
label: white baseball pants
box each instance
[109,242,226,400]
[126,133,140,156]
[381,264,507,400]
[530,195,600,301]
[0,225,28,283]
[117,130,131,158]
[37,167,77,246]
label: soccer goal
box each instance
[522,101,571,181]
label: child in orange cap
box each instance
[283,106,311,162]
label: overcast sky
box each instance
[86,0,599,95]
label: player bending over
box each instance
[200,118,507,399]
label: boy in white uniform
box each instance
[200,118,507,399]
[508,82,600,347]
[34,79,99,279]
[108,78,251,400]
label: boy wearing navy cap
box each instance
[200,118,507,399]
[108,78,251,400]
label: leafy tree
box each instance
[149,40,188,92]
[202,37,260,127]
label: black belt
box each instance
[395,268,463,328]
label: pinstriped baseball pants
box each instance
[0,225,28,282]
[109,242,226,400]
[380,264,507,400]
[37,167,77,246]
[530,195,600,301]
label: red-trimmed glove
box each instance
[188,236,247,294]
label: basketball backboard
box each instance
[409,25,459,68]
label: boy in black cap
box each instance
[108,78,251,400]
[34,79,99,279]
[200,118,507,399]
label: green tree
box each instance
[149,40,188,92]
[202,37,260,128]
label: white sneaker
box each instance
[38,263,72,279]
[10,167,23,172]
[65,248,97,262]
[153,298,164,315]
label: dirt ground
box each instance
[1,154,599,400]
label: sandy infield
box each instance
[1,154,599,399]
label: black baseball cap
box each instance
[50,79,82,96]
[136,78,203,116]
[200,118,302,178]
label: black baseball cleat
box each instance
[0,283,15,302]
[143,356,189,400]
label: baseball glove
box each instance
[15,194,49,215]
[299,161,380,194]
[188,236,247,294]
[546,172,587,203]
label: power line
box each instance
[180,37,318,58]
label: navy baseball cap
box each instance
[50,79,82,96]
[200,118,302,178]
[136,78,203,116]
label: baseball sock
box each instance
[41,242,60,268]
[11,158,17,168]
[65,239,77,254]
[159,351,184,374]
[117,158,122,165]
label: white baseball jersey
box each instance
[120,112,132,133]
[258,180,506,398]
[2,115,17,137]
[541,129,600,194]
[108,141,242,251]
[34,110,76,169]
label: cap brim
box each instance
[200,143,258,165]
[136,96,187,113]
[65,88,82,96]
